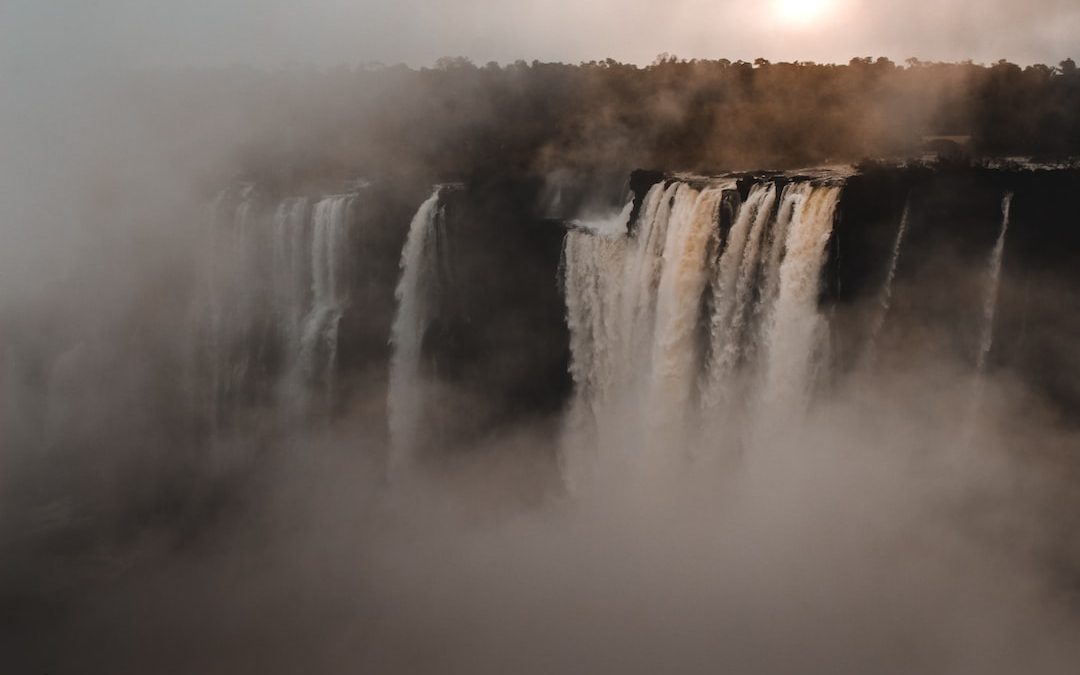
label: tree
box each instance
[434,56,475,71]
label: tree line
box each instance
[126,56,1080,187]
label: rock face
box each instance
[419,179,572,444]
[188,163,1080,448]
[830,164,1080,415]
[2,162,1079,609]
[189,171,571,452]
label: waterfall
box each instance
[562,177,843,485]
[193,185,363,431]
[271,198,311,346]
[561,183,672,447]
[758,184,803,323]
[620,182,678,385]
[703,182,776,409]
[648,184,727,441]
[388,188,443,477]
[963,192,1014,446]
[561,184,672,481]
[975,193,1013,375]
[563,228,629,438]
[271,197,311,397]
[300,193,357,399]
[206,183,261,430]
[862,197,910,366]
[761,186,841,414]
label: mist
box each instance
[3,1,1080,673]
[13,351,1080,673]
[5,0,1080,67]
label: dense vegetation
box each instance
[128,56,1080,188]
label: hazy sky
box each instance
[2,0,1079,70]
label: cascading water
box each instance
[200,183,261,430]
[388,188,443,478]
[271,197,311,400]
[192,185,363,431]
[702,182,776,410]
[862,197,910,366]
[560,183,680,474]
[300,193,357,399]
[648,185,728,444]
[562,176,843,486]
[760,185,841,415]
[563,224,630,436]
[976,193,1013,376]
[964,192,1014,444]
[620,182,678,383]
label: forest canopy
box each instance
[124,56,1080,188]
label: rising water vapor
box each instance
[2,4,1079,669]
[5,160,1080,675]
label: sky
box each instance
[2,0,1079,71]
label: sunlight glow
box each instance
[772,0,833,27]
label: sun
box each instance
[772,0,833,27]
